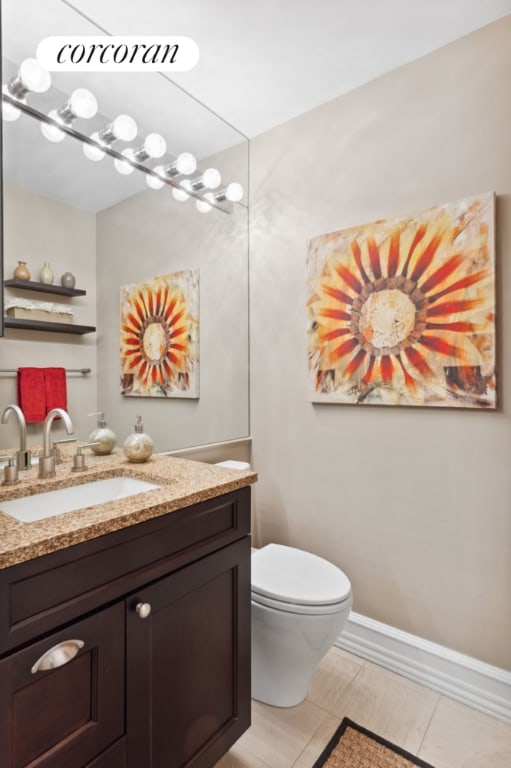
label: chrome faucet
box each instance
[1,404,31,470]
[39,408,74,479]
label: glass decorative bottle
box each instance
[88,412,117,455]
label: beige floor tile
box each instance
[291,714,341,768]
[218,651,510,768]
[306,646,365,712]
[236,698,329,768]
[214,741,272,768]
[418,695,511,768]
[331,661,440,753]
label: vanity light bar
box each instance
[2,92,242,214]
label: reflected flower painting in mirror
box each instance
[120,269,199,398]
[307,192,495,408]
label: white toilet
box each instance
[251,543,352,707]
[215,461,353,708]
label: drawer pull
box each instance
[31,639,85,674]
[136,602,152,619]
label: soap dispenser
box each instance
[123,414,154,463]
[88,412,117,455]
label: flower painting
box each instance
[306,193,496,408]
[120,269,199,398]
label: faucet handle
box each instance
[71,442,100,472]
[52,436,77,464]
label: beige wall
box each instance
[0,184,97,446]
[249,17,511,670]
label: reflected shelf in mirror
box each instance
[4,317,96,334]
[4,278,86,297]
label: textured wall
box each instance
[249,17,511,669]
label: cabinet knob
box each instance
[136,602,152,619]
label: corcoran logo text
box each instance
[37,36,199,72]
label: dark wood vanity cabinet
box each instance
[0,487,251,768]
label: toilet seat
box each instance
[252,544,352,615]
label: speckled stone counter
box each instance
[0,449,257,569]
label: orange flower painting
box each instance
[120,269,199,398]
[307,193,495,408]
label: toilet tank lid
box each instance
[252,544,351,606]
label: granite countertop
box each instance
[0,449,257,570]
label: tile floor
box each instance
[215,647,511,768]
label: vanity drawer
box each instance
[0,487,250,653]
[0,601,125,768]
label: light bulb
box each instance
[18,58,51,93]
[112,114,137,142]
[172,180,191,202]
[41,110,65,142]
[68,88,97,119]
[114,149,135,175]
[196,199,212,213]
[202,167,221,189]
[144,133,166,158]
[83,132,105,161]
[175,152,197,175]
[225,182,244,202]
[146,169,165,190]
[98,114,137,145]
[2,101,21,121]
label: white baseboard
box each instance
[336,611,511,723]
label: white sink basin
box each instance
[0,477,160,523]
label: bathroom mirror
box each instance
[0,0,249,451]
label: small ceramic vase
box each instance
[61,272,76,289]
[39,262,54,285]
[13,261,31,281]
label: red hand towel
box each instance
[17,367,46,423]
[44,367,68,414]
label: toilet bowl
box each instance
[213,463,352,708]
[251,543,352,707]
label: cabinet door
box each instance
[127,537,251,768]
[0,602,125,768]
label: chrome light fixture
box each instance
[145,152,197,189]
[194,182,244,213]
[162,152,197,177]
[41,88,98,143]
[114,133,167,175]
[2,58,51,122]
[213,182,244,203]
[3,58,244,215]
[190,167,221,191]
[98,113,137,144]
[7,58,51,99]
[83,113,137,162]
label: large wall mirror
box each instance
[0,0,249,452]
